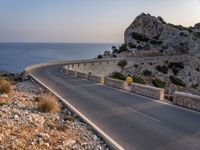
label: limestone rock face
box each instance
[125,13,200,54]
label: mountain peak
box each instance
[124,13,200,55]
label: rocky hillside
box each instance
[125,13,200,55]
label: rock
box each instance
[65,139,76,146]
[55,145,64,150]
[124,13,200,55]
[14,114,19,121]
[0,94,8,98]
[44,142,50,147]
[27,114,45,127]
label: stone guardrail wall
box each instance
[64,68,104,84]
[77,71,88,79]
[63,59,133,77]
[68,70,77,76]
[104,78,127,90]
[64,68,165,101]
[173,92,200,111]
[88,74,104,84]
[24,58,200,113]
[131,83,165,101]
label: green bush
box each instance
[137,45,143,50]
[152,79,166,88]
[143,70,152,76]
[192,83,198,89]
[128,43,137,49]
[193,32,200,39]
[150,40,163,45]
[133,76,145,84]
[134,64,139,68]
[118,60,127,71]
[168,62,184,69]
[156,65,168,74]
[118,44,129,53]
[97,55,103,59]
[169,76,185,87]
[157,16,166,24]
[111,72,126,81]
[131,32,150,42]
[112,46,118,53]
[168,62,184,75]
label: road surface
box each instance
[30,64,200,150]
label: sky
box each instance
[0,0,200,43]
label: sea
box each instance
[0,43,120,73]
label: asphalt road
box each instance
[31,64,200,150]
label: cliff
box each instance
[124,13,200,55]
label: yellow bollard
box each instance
[126,76,133,86]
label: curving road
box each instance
[30,64,200,150]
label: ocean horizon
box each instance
[0,43,120,73]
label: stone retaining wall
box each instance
[104,78,127,90]
[77,72,88,79]
[68,70,77,76]
[88,74,104,84]
[131,83,164,100]
[64,60,122,76]
[173,92,200,111]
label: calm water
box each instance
[0,43,119,73]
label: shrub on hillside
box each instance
[150,40,163,45]
[134,64,139,68]
[128,43,137,49]
[0,79,11,94]
[118,60,128,71]
[143,70,152,76]
[157,16,166,24]
[169,76,185,87]
[111,72,126,81]
[168,62,184,75]
[156,65,168,74]
[132,76,145,84]
[118,44,129,53]
[193,32,200,39]
[112,46,118,53]
[97,55,103,59]
[38,94,60,113]
[152,79,166,88]
[131,32,150,42]
[192,83,198,89]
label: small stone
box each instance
[14,114,19,121]
[0,94,8,98]
[44,143,50,147]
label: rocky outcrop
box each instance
[125,13,200,55]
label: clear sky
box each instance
[0,0,200,43]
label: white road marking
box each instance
[126,107,162,124]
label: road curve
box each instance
[30,64,200,150]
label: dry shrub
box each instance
[46,120,56,129]
[64,116,76,122]
[0,79,11,94]
[38,94,60,113]
[56,124,69,131]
